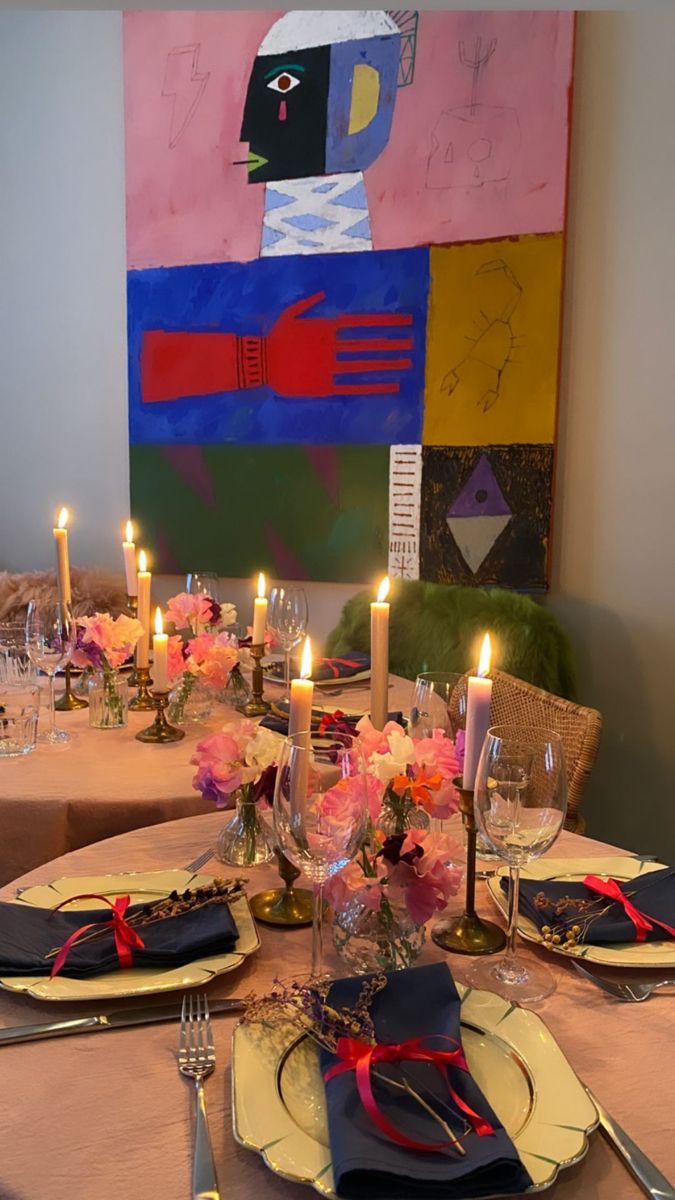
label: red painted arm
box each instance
[141,332,264,402]
[140,293,413,403]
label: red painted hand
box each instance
[266,291,414,398]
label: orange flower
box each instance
[392,768,443,811]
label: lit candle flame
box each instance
[57,507,69,530]
[257,572,266,599]
[300,635,312,680]
[154,606,163,636]
[138,549,148,573]
[376,576,390,604]
[124,520,134,543]
[477,633,491,678]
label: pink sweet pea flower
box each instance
[191,760,243,808]
[166,592,214,634]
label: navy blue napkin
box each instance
[320,963,531,1199]
[509,865,675,943]
[267,651,371,683]
[0,895,239,978]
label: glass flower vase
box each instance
[215,788,275,867]
[167,672,213,725]
[87,670,128,729]
[377,786,431,836]
[333,892,426,973]
[219,664,251,709]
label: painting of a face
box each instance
[239,46,330,183]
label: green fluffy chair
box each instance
[325,581,576,699]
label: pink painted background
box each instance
[124,10,574,270]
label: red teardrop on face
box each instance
[278,98,287,122]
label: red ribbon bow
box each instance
[50,893,146,979]
[583,875,675,943]
[323,657,364,679]
[323,1035,494,1152]
[317,709,346,735]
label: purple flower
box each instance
[252,764,278,806]
[207,597,222,625]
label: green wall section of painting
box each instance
[130,445,389,583]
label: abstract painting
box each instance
[124,10,575,587]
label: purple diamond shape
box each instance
[448,454,511,519]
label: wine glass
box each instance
[466,725,567,1004]
[273,734,369,979]
[268,586,309,697]
[409,671,466,740]
[25,600,77,745]
[186,571,220,602]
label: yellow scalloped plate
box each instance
[0,869,259,1001]
[487,856,675,968]
[232,984,597,1195]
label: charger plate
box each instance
[487,857,675,968]
[232,983,597,1195]
[0,869,259,1001]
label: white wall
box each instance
[1,10,674,857]
[549,11,675,857]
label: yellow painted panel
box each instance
[348,64,380,135]
[423,234,564,446]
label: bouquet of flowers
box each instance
[191,719,281,865]
[164,592,241,722]
[322,718,463,970]
[71,612,144,724]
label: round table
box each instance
[0,675,408,886]
[0,814,671,1200]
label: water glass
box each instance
[25,600,76,745]
[409,671,466,739]
[268,587,309,697]
[186,572,221,602]
[0,684,40,756]
[467,724,567,1004]
[273,734,368,979]
[0,621,36,686]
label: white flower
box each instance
[219,602,237,628]
[369,727,416,782]
[245,724,282,773]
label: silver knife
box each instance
[587,1088,675,1199]
[0,996,246,1047]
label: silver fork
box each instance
[572,960,675,1002]
[182,848,215,875]
[179,993,220,1200]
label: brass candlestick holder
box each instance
[432,777,506,956]
[55,663,88,711]
[237,643,270,717]
[136,690,185,744]
[126,595,138,687]
[250,848,313,926]
[129,665,156,711]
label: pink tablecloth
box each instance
[0,814,672,1200]
[0,676,401,885]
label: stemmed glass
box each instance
[186,572,220,602]
[409,671,466,740]
[25,600,77,745]
[268,586,308,697]
[466,725,567,1003]
[273,734,369,979]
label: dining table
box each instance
[0,672,389,886]
[0,810,672,1200]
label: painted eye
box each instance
[266,72,300,94]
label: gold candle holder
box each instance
[431,777,506,956]
[237,643,270,717]
[55,663,88,711]
[250,848,313,926]
[129,665,156,711]
[136,690,185,744]
[126,595,138,687]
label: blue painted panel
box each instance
[128,246,428,446]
